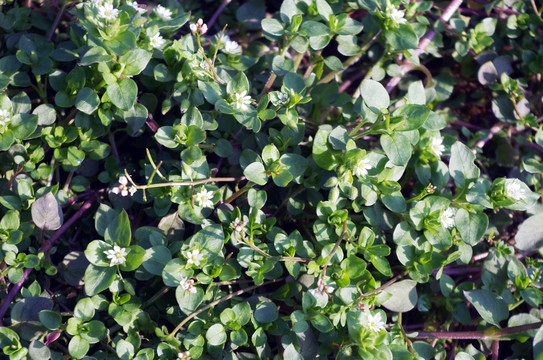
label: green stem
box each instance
[168,278,284,338]
[321,221,348,278]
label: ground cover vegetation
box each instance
[0,0,543,358]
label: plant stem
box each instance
[168,278,284,338]
[411,321,543,340]
[0,196,95,325]
[321,221,348,277]
[361,272,404,297]
[207,0,232,29]
[47,3,66,42]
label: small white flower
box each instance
[149,32,165,49]
[223,40,241,55]
[127,1,146,14]
[232,90,252,111]
[353,157,373,177]
[366,312,386,333]
[104,245,128,266]
[112,175,137,197]
[185,249,205,266]
[428,136,445,158]
[232,217,246,234]
[316,278,334,295]
[194,188,214,208]
[98,3,119,22]
[277,92,289,105]
[438,207,456,229]
[387,3,407,27]
[178,351,191,360]
[504,180,525,201]
[179,276,197,293]
[219,34,231,44]
[189,18,207,35]
[0,109,11,131]
[155,5,172,20]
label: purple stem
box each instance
[0,197,95,326]
[207,0,232,29]
[386,0,464,93]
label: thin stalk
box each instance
[168,278,284,338]
[47,3,67,42]
[411,321,543,340]
[146,149,167,181]
[321,221,348,278]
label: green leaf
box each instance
[119,245,145,272]
[454,209,488,246]
[392,104,430,131]
[449,142,479,188]
[188,225,224,263]
[80,46,114,66]
[463,289,509,327]
[120,49,152,76]
[95,204,117,237]
[255,301,278,323]
[244,162,268,185]
[381,280,418,312]
[84,264,116,296]
[514,213,543,251]
[206,324,227,346]
[104,210,131,247]
[155,126,177,148]
[261,18,284,37]
[123,103,148,134]
[31,192,63,231]
[316,0,334,21]
[381,133,412,166]
[74,298,95,321]
[313,125,340,170]
[39,310,62,330]
[142,245,172,275]
[69,335,89,359]
[32,104,56,125]
[75,87,100,115]
[534,325,543,360]
[107,78,138,111]
[359,79,389,113]
[11,113,38,140]
[84,240,111,267]
[28,340,51,360]
[301,21,330,37]
[0,131,15,151]
[385,24,419,50]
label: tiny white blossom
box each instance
[219,34,231,44]
[98,3,119,22]
[179,276,197,293]
[504,180,525,201]
[428,136,445,157]
[104,245,128,266]
[232,217,246,234]
[178,351,191,360]
[316,278,334,295]
[155,5,172,20]
[194,188,214,208]
[112,175,136,197]
[353,157,373,177]
[189,18,207,35]
[366,312,386,333]
[277,92,289,105]
[127,1,146,14]
[149,33,165,49]
[223,40,242,55]
[438,207,456,229]
[232,90,252,111]
[185,249,205,266]
[387,3,407,27]
[0,109,11,131]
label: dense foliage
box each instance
[1,0,543,359]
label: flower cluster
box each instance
[178,351,191,360]
[438,207,456,229]
[277,92,289,105]
[232,91,252,111]
[189,18,207,35]
[112,176,137,197]
[185,249,204,267]
[0,109,11,133]
[104,245,128,267]
[309,278,335,302]
[353,157,372,177]
[194,188,214,208]
[179,276,197,294]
